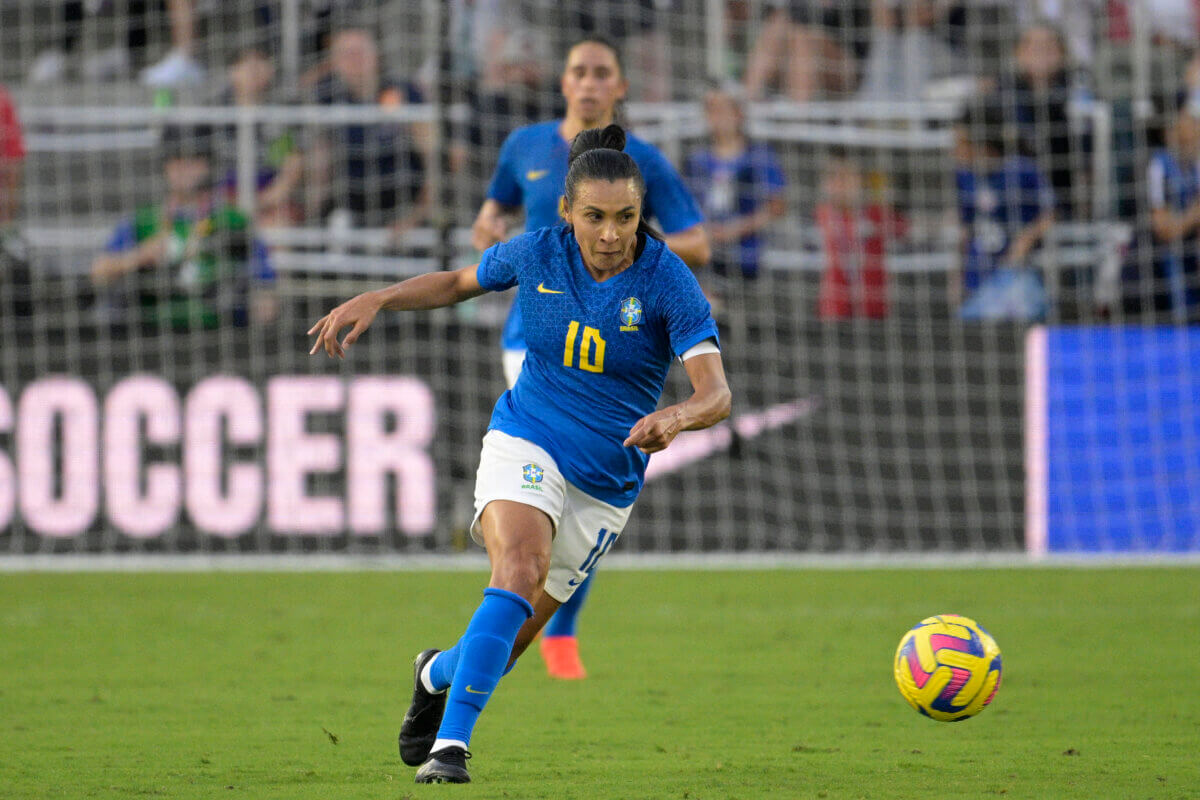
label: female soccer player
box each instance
[471,35,710,680]
[309,125,730,784]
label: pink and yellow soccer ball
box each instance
[894,614,1002,722]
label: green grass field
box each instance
[2,567,1198,800]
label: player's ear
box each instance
[558,195,570,223]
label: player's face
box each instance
[561,43,628,126]
[567,179,642,274]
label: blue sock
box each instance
[428,641,461,692]
[544,570,595,638]
[430,639,518,691]
[436,588,533,745]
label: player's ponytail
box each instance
[564,124,664,242]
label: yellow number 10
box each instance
[563,320,606,373]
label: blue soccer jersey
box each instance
[486,120,704,351]
[476,226,719,507]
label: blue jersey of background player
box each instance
[472,36,709,386]
[469,35,711,681]
[309,125,731,784]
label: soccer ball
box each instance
[893,614,1002,722]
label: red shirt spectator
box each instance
[815,154,905,319]
[0,85,25,161]
[0,84,26,226]
[817,203,905,319]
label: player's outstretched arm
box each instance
[308,264,486,358]
[623,352,731,454]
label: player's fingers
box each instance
[307,315,328,336]
[623,419,647,447]
[341,319,368,350]
[323,320,342,358]
[309,320,330,355]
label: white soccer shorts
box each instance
[471,430,632,603]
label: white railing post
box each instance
[236,105,257,218]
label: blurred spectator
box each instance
[995,22,1089,219]
[139,0,205,87]
[312,28,431,235]
[815,149,906,320]
[28,2,128,83]
[297,0,374,90]
[856,0,959,103]
[432,0,552,189]
[90,125,276,331]
[0,84,25,229]
[953,102,1055,321]
[1014,0,1104,69]
[1145,99,1200,319]
[26,0,203,86]
[1139,0,1200,48]
[218,47,304,227]
[563,1,671,101]
[743,0,870,102]
[684,83,786,281]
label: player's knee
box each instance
[489,559,546,600]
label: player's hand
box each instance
[90,254,129,286]
[308,291,383,359]
[471,213,507,252]
[624,407,685,454]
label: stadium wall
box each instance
[1025,324,1200,555]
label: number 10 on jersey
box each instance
[563,321,606,373]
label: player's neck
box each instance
[560,113,616,143]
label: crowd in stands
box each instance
[2,0,1200,325]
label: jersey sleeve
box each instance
[486,130,523,208]
[655,255,719,358]
[475,237,520,291]
[640,148,704,234]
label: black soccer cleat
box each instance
[398,649,446,766]
[414,746,471,784]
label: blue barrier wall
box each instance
[1036,326,1200,553]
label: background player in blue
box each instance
[309,126,730,784]
[470,35,711,681]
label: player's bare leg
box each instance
[412,501,550,784]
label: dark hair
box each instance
[565,34,624,77]
[160,123,215,161]
[956,100,1009,155]
[564,124,662,241]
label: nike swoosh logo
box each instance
[536,282,564,294]
[644,397,823,481]
[567,577,582,587]
[464,685,488,695]
[526,169,548,181]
